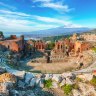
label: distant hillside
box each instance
[24,27,92,38]
[42,35,71,42]
[81,29,96,34]
[4,27,94,39]
[43,29,96,42]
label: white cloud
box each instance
[65,23,82,28]
[0,10,59,32]
[0,9,31,17]
[0,9,82,32]
[35,16,82,28]
[32,0,73,12]
[33,0,51,3]
[34,15,71,25]
[0,16,58,32]
[41,3,71,12]
[0,2,16,10]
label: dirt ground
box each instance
[20,51,93,74]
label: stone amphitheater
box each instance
[20,51,94,73]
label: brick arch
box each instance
[39,44,41,49]
[58,44,60,49]
[61,45,63,49]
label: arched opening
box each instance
[8,45,10,49]
[61,45,62,49]
[39,45,41,49]
[58,44,60,49]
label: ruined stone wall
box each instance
[81,42,91,52]
[71,33,77,42]
[10,35,17,39]
[0,35,25,52]
[53,39,74,55]
[74,41,91,55]
[0,41,21,52]
[35,41,46,52]
[10,42,20,52]
[54,41,65,54]
[74,41,82,54]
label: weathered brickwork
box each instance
[0,35,24,52]
[53,39,74,55]
[27,40,47,52]
[35,41,46,52]
[74,41,91,55]
[52,34,91,57]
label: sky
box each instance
[0,0,96,32]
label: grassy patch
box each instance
[90,77,96,86]
[72,83,79,90]
[44,79,52,89]
[61,84,73,95]
[92,47,96,53]
[75,77,83,82]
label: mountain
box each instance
[4,27,93,38]
[24,27,92,38]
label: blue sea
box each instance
[3,32,40,40]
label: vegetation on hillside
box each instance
[92,47,96,53]
[81,29,96,35]
[43,35,72,42]
[46,42,55,50]
[44,79,52,88]
[75,77,83,82]
[72,83,79,90]
[62,84,73,95]
[0,31,3,36]
[90,76,96,86]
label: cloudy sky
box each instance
[0,0,96,32]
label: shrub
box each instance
[90,77,96,86]
[44,79,52,88]
[62,84,73,95]
[75,77,82,82]
[46,42,55,50]
[0,31,3,36]
[72,83,79,90]
[92,48,96,53]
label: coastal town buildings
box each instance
[80,33,96,42]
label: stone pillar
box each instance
[46,51,51,63]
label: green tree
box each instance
[46,42,55,50]
[75,77,83,82]
[72,83,79,90]
[67,35,71,39]
[62,84,73,95]
[0,31,3,36]
[90,77,96,86]
[44,79,52,88]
